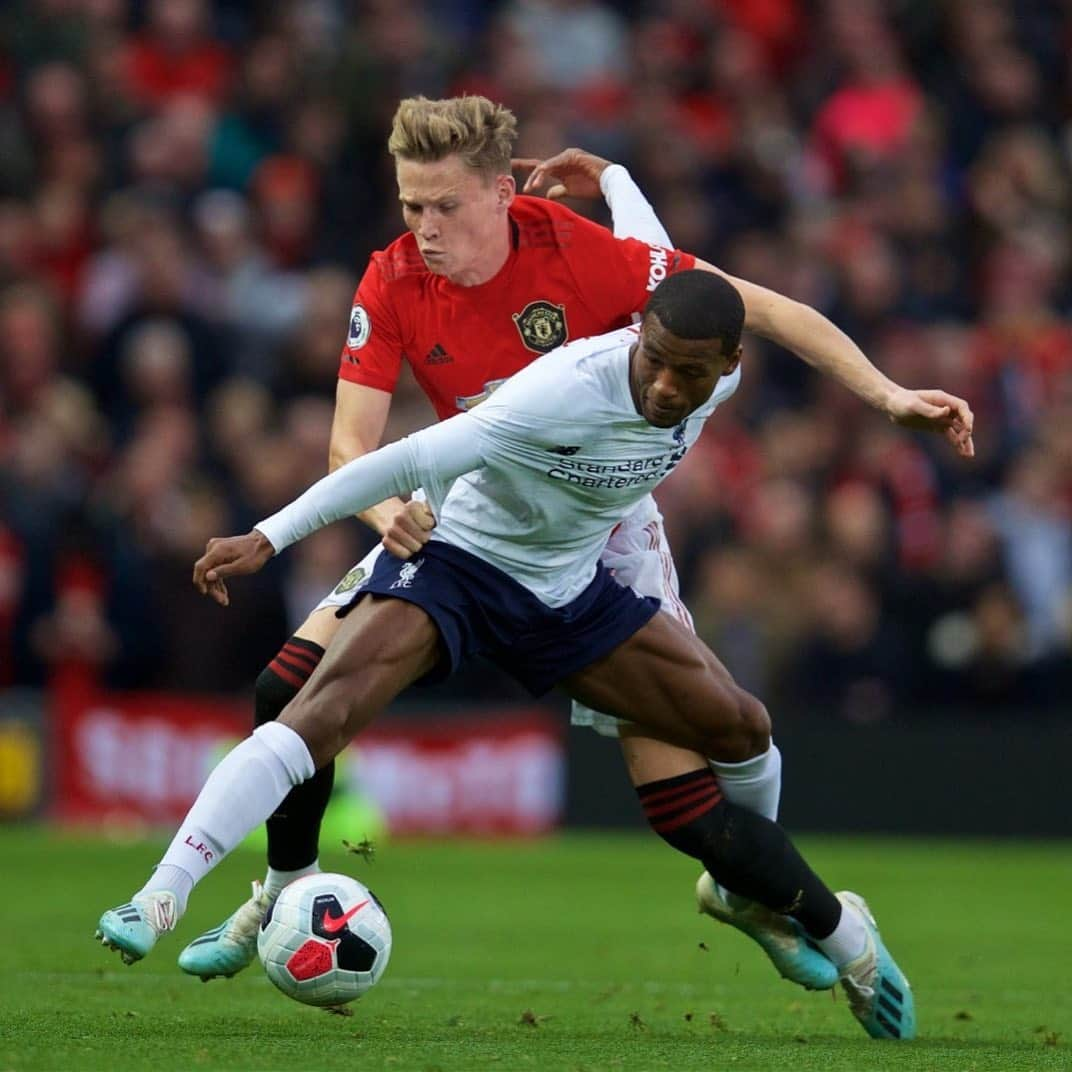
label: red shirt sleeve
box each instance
[337,254,407,393]
[560,211,696,325]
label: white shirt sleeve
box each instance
[254,414,485,553]
[601,163,672,248]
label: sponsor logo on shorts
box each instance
[512,300,568,354]
[347,304,371,350]
[390,559,424,589]
[333,566,367,595]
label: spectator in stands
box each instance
[0,0,1069,716]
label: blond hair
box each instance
[388,96,518,177]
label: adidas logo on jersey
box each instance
[425,344,453,365]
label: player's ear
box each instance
[496,173,516,207]
[723,344,743,376]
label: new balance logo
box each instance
[547,444,580,456]
[424,343,453,365]
[390,559,424,589]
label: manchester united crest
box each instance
[332,565,367,595]
[512,300,568,354]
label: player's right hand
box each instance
[193,530,276,606]
[513,148,613,201]
[886,387,975,459]
[379,500,436,559]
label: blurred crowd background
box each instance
[1,0,1071,723]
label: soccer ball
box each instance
[257,872,392,1007]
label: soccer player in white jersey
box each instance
[169,98,967,998]
[99,271,975,1040]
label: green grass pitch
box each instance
[0,828,1067,1072]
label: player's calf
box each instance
[256,640,336,873]
[640,769,839,927]
[96,723,317,965]
[637,767,841,990]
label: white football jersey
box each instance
[258,326,741,607]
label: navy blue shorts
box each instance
[338,541,660,696]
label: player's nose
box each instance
[651,372,681,403]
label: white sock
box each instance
[145,723,316,916]
[815,901,869,969]
[137,864,195,916]
[710,743,782,821]
[264,860,321,901]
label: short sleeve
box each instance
[337,254,406,393]
[564,213,696,325]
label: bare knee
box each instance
[275,653,372,767]
[738,691,772,754]
[705,687,771,763]
[275,691,336,768]
[277,600,438,766]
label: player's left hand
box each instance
[513,148,613,201]
[380,499,437,559]
[886,388,975,458]
[193,530,276,606]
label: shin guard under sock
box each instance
[256,637,333,871]
[153,723,316,894]
[637,768,841,938]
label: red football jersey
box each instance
[338,196,696,420]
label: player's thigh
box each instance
[560,613,768,762]
[293,604,345,648]
[280,595,441,765]
[618,727,709,787]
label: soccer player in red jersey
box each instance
[168,96,971,990]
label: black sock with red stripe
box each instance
[255,637,331,871]
[637,768,841,938]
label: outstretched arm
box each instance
[330,380,437,558]
[513,149,672,247]
[193,415,485,605]
[694,258,975,458]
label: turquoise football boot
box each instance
[178,881,269,980]
[836,891,916,1040]
[96,891,178,965]
[696,871,839,990]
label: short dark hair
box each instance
[644,270,745,352]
